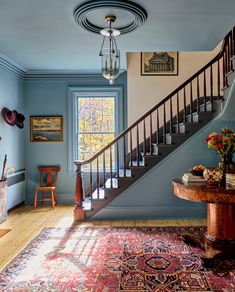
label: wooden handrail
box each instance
[73,26,235,221]
[75,29,231,166]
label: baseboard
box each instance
[8,201,25,213]
[57,193,74,204]
[92,206,207,220]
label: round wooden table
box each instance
[172,178,235,261]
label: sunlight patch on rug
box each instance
[0,226,234,291]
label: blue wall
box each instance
[0,66,25,209]
[2,59,234,219]
[93,120,235,219]
[24,72,127,204]
[23,71,235,219]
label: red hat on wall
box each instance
[15,112,25,129]
[1,107,17,126]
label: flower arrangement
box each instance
[205,128,235,158]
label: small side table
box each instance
[172,179,235,261]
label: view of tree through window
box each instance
[77,97,115,164]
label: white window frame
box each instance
[68,86,124,172]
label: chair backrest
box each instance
[38,166,60,187]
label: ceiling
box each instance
[0,0,234,71]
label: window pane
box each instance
[78,97,115,133]
[103,115,114,132]
[91,113,103,132]
[79,98,90,112]
[78,134,92,161]
[103,133,115,146]
[91,98,103,116]
[103,98,114,115]
[78,98,91,133]
[78,133,115,161]
[91,134,103,153]
[79,115,91,133]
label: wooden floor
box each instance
[0,205,206,271]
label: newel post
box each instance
[73,161,85,221]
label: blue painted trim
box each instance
[26,193,74,205]
[92,206,207,220]
[0,52,26,78]
[58,194,74,204]
[24,70,126,81]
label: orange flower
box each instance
[205,128,235,157]
[208,132,218,138]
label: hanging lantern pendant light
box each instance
[99,16,120,85]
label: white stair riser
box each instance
[226,70,235,86]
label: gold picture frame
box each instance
[141,52,179,76]
[30,116,63,142]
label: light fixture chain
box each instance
[99,36,106,56]
[109,34,112,71]
[113,38,119,57]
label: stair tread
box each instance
[152,143,174,147]
[173,122,201,133]
[173,121,201,127]
[91,188,106,199]
[118,169,132,177]
[197,110,214,114]
[83,197,92,211]
[105,178,119,188]
[166,133,188,137]
[141,152,158,157]
[130,161,145,167]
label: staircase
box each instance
[73,26,235,221]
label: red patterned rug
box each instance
[0,226,234,291]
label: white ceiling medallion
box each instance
[73,0,148,35]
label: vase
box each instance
[203,167,223,185]
[219,155,235,186]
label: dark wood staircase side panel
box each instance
[85,111,217,219]
[83,111,225,219]
[85,190,120,219]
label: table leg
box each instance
[182,203,235,263]
[201,203,235,261]
[206,203,235,241]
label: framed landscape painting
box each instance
[30,116,63,142]
[141,52,178,76]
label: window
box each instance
[78,96,115,162]
[68,87,124,171]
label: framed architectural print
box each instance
[30,116,63,142]
[141,52,178,76]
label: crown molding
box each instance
[0,52,126,81]
[0,52,26,78]
[24,69,101,79]
[24,69,126,81]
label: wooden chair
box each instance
[34,166,60,209]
